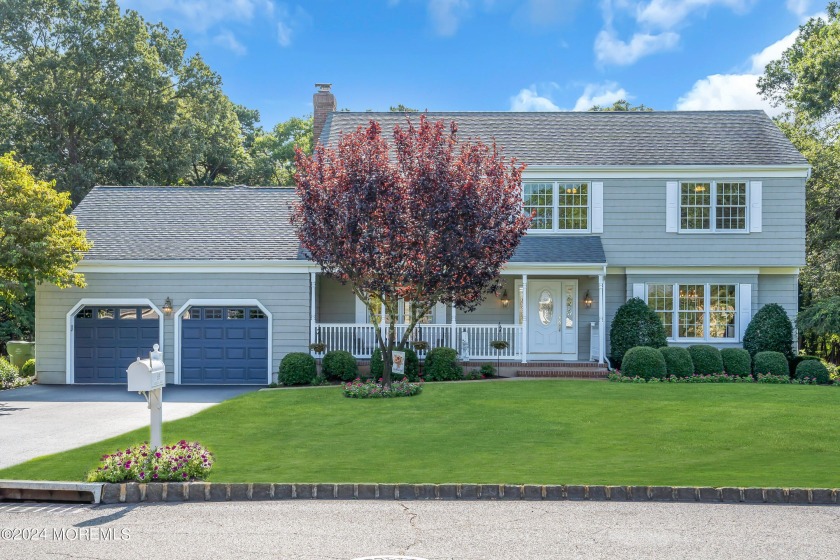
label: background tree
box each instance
[293,117,530,387]
[590,100,653,112]
[0,153,90,348]
[0,0,253,202]
[240,116,313,186]
[389,104,419,112]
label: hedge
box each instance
[278,353,317,386]
[321,351,358,382]
[688,345,724,375]
[795,360,831,384]
[720,348,751,377]
[423,347,462,381]
[621,346,667,380]
[753,351,789,376]
[608,298,668,367]
[658,347,693,378]
[743,303,793,359]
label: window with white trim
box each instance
[680,180,747,232]
[645,283,738,341]
[523,181,590,232]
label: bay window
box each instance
[646,282,738,341]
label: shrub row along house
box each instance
[33,85,807,385]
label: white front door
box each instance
[528,280,578,360]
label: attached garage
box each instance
[180,305,269,385]
[73,305,161,383]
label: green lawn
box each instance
[3,380,840,487]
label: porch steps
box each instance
[514,362,610,379]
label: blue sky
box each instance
[121,1,822,128]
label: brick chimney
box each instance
[313,83,336,146]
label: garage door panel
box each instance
[96,327,116,340]
[180,306,268,385]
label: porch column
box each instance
[521,274,528,364]
[598,271,606,364]
[450,303,457,351]
[309,272,316,355]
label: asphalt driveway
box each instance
[0,384,258,470]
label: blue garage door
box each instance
[181,306,268,385]
[74,306,160,383]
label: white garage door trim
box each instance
[65,298,164,384]
[174,299,273,385]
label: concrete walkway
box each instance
[0,384,258,469]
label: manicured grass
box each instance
[3,380,840,487]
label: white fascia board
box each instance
[76,260,321,274]
[502,263,607,275]
[522,164,811,179]
[625,267,761,275]
[759,267,801,275]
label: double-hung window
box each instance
[524,181,590,232]
[679,181,747,232]
[646,283,738,341]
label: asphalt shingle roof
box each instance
[510,236,606,263]
[320,110,807,167]
[73,186,302,261]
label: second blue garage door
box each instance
[181,306,269,385]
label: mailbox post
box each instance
[127,344,166,449]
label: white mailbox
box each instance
[127,344,166,392]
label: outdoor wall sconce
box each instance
[583,291,593,309]
[500,289,510,308]
[162,297,173,316]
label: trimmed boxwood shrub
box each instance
[753,351,789,376]
[743,303,793,360]
[621,346,667,380]
[370,347,420,382]
[423,347,462,381]
[789,354,820,377]
[321,350,358,382]
[0,357,17,386]
[19,358,35,378]
[795,360,831,384]
[688,345,724,375]
[658,347,693,378]
[720,348,751,377]
[609,298,668,368]
[278,352,317,386]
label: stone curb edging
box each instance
[100,483,840,505]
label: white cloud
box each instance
[277,21,293,46]
[594,28,679,65]
[123,0,273,32]
[427,0,471,36]
[635,0,752,30]
[212,30,247,55]
[275,4,311,47]
[786,0,811,17]
[510,86,561,112]
[676,29,799,116]
[572,82,629,111]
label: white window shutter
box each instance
[632,283,645,300]
[591,181,604,233]
[738,283,752,341]
[355,295,367,324]
[434,302,445,323]
[666,181,679,232]
[749,181,762,232]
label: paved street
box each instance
[0,500,838,559]
[0,385,257,469]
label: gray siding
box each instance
[599,177,805,266]
[757,274,799,319]
[35,272,311,384]
[604,273,626,360]
[317,276,355,323]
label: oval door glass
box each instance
[538,290,553,325]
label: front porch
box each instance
[307,267,608,364]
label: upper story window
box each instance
[680,181,747,232]
[524,181,590,232]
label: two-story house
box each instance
[32,85,808,385]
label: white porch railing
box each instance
[312,323,522,361]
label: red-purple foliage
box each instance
[293,116,530,385]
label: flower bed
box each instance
[608,373,834,384]
[342,378,423,398]
[87,441,213,483]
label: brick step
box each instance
[515,368,609,379]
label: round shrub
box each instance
[621,346,667,380]
[743,303,793,360]
[789,355,820,377]
[688,345,724,375]
[0,357,17,386]
[795,360,831,384]
[19,358,35,378]
[609,298,668,367]
[321,350,358,382]
[370,347,420,382]
[423,347,462,381]
[720,348,751,377]
[753,351,789,376]
[278,352,317,386]
[658,347,693,378]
